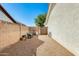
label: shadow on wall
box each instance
[0,36,44,56]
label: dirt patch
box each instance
[0,36,44,56]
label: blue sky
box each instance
[1,3,48,26]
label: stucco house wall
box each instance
[46,3,79,55]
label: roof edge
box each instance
[45,3,56,25]
[0,4,17,23]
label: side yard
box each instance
[0,35,74,56]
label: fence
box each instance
[0,22,29,51]
[36,27,48,35]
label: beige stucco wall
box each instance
[47,3,79,55]
[0,22,29,51]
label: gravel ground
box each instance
[0,36,43,56]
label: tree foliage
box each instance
[35,13,47,27]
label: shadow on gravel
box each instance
[0,36,44,56]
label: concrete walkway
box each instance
[37,35,74,56]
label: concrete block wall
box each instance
[0,22,29,51]
[36,27,48,35]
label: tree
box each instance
[35,13,47,27]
